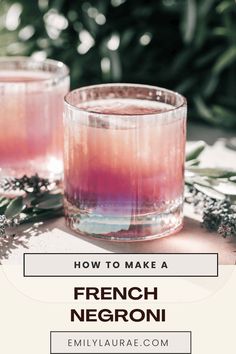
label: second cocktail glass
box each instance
[0,57,70,184]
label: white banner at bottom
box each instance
[50,331,191,354]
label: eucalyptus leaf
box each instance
[5,197,24,218]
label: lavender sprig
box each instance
[1,174,50,194]
[186,186,236,237]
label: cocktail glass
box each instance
[64,84,187,241]
[0,57,69,188]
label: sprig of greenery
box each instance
[0,188,63,237]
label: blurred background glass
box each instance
[0,0,235,131]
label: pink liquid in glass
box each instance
[64,85,186,241]
[0,64,69,182]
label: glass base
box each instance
[64,199,183,242]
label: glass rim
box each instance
[0,56,69,85]
[64,83,187,117]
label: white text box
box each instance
[24,253,218,277]
[50,331,191,354]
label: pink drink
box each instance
[0,58,69,183]
[64,84,187,241]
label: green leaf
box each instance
[199,0,215,16]
[0,197,9,207]
[176,77,197,93]
[203,75,219,97]
[5,197,24,218]
[187,167,236,178]
[212,27,227,37]
[216,1,234,13]
[194,96,214,121]
[185,159,200,167]
[182,0,197,43]
[213,47,236,74]
[0,198,10,214]
[36,193,63,210]
[34,192,61,203]
[24,193,39,207]
[186,141,206,161]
